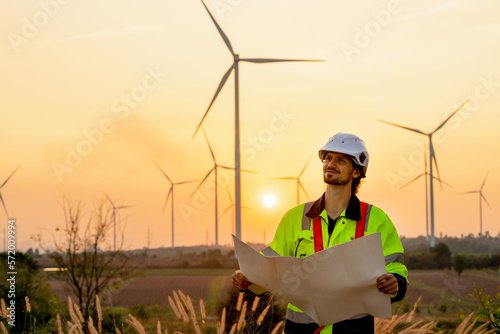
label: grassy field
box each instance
[144,268,235,277]
[394,269,500,323]
[41,268,500,333]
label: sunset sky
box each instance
[2,0,500,251]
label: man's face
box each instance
[322,152,360,186]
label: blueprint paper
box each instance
[232,233,391,325]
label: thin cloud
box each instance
[32,24,169,46]
[403,0,482,20]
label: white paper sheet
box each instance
[232,232,392,325]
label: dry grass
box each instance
[375,298,496,334]
[0,293,497,334]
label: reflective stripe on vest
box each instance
[312,201,370,252]
[355,201,369,239]
[311,201,370,334]
[313,216,324,252]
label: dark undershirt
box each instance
[327,215,339,236]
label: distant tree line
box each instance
[404,240,500,275]
[451,253,500,276]
[402,233,500,254]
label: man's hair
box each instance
[351,164,364,194]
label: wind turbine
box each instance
[220,185,252,236]
[378,97,470,247]
[191,128,256,246]
[400,146,452,240]
[192,0,324,240]
[0,165,20,220]
[461,172,491,236]
[104,192,133,252]
[154,162,199,248]
[270,156,312,205]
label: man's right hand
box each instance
[232,270,252,291]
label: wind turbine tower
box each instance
[270,156,312,205]
[220,185,252,237]
[461,172,491,236]
[104,193,132,252]
[155,162,198,248]
[192,128,256,246]
[193,0,324,240]
[400,146,452,240]
[378,98,469,247]
[0,165,21,220]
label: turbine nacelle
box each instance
[378,97,470,247]
[195,0,324,239]
[461,172,491,235]
[269,155,312,205]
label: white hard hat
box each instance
[318,133,369,177]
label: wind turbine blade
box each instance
[190,170,214,197]
[269,177,296,180]
[163,188,173,212]
[298,155,313,178]
[433,97,470,133]
[192,64,234,138]
[298,181,310,200]
[116,205,133,209]
[460,191,478,194]
[480,172,489,191]
[377,120,426,135]
[200,0,235,56]
[219,165,258,174]
[429,141,443,190]
[103,191,116,208]
[431,177,453,188]
[220,206,232,218]
[241,206,253,211]
[154,161,172,184]
[240,58,325,64]
[424,144,428,174]
[225,185,233,205]
[202,127,216,163]
[482,194,492,209]
[400,173,424,189]
[0,165,21,189]
[0,193,9,218]
[176,179,200,185]
[240,168,258,174]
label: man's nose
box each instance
[326,159,337,167]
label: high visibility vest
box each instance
[312,202,369,334]
[262,197,407,334]
[313,201,369,252]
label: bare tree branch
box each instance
[35,196,137,317]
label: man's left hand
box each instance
[376,273,398,295]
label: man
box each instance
[232,133,408,334]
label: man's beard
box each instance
[323,169,353,186]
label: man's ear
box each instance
[353,167,361,179]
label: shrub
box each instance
[0,252,55,332]
[452,253,468,276]
[131,304,148,320]
[432,242,452,269]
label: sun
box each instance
[262,194,277,208]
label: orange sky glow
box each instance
[1,0,500,251]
